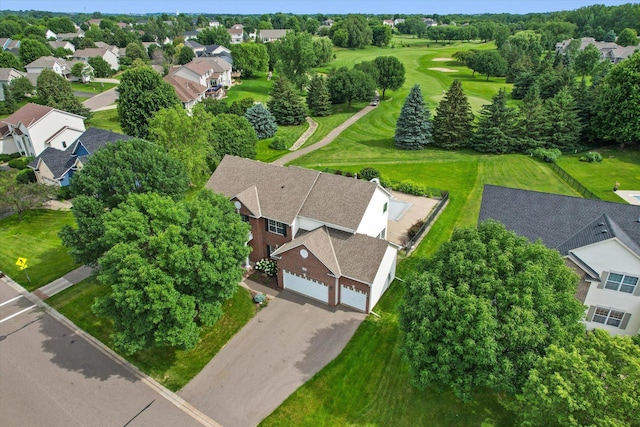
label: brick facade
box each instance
[276,245,338,305]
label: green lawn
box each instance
[227,72,273,103]
[256,122,310,163]
[556,146,640,202]
[86,109,122,133]
[71,82,117,94]
[47,276,256,391]
[0,210,79,290]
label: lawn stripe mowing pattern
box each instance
[0,210,79,291]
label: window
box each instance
[592,307,625,327]
[267,219,286,236]
[62,141,67,148]
[605,273,638,294]
[377,228,386,239]
[240,214,249,223]
[383,202,388,213]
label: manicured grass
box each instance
[86,109,122,133]
[556,146,640,202]
[70,82,117,94]
[47,276,257,391]
[227,73,273,103]
[0,210,78,290]
[256,122,309,163]
[303,103,365,148]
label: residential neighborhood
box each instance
[0,2,639,427]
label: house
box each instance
[25,56,73,80]
[209,20,221,27]
[28,128,131,186]
[49,40,76,53]
[423,18,438,27]
[206,156,398,313]
[0,37,21,54]
[383,19,395,28]
[228,27,243,44]
[478,185,640,336]
[0,103,86,156]
[0,68,27,101]
[86,18,102,27]
[604,44,640,64]
[170,57,232,91]
[394,18,406,26]
[184,39,206,56]
[163,74,207,110]
[203,44,231,57]
[45,29,57,40]
[183,30,200,41]
[322,18,334,27]
[71,47,119,71]
[56,30,84,41]
[258,29,289,43]
[555,37,640,64]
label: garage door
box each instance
[340,285,367,312]
[283,271,329,304]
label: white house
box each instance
[163,74,207,110]
[0,103,85,156]
[227,27,243,44]
[258,29,289,43]
[170,57,232,91]
[206,156,398,313]
[45,29,57,40]
[71,47,119,72]
[0,68,27,101]
[49,40,76,53]
[25,56,72,78]
[479,185,640,336]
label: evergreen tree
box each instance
[472,88,519,153]
[36,69,91,118]
[267,76,307,126]
[244,103,277,140]
[1,83,16,114]
[306,74,332,117]
[432,80,474,150]
[543,86,581,151]
[572,79,596,144]
[516,84,548,151]
[394,84,432,150]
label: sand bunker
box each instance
[432,57,453,62]
[428,67,458,72]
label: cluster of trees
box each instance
[0,76,33,115]
[0,168,56,221]
[58,138,250,354]
[400,221,640,424]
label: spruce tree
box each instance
[432,80,474,150]
[394,84,432,150]
[244,103,277,140]
[516,84,548,151]
[472,88,519,153]
[267,76,307,126]
[1,83,16,114]
[306,74,332,117]
[544,86,581,151]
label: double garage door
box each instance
[282,271,368,312]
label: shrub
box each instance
[407,219,425,240]
[16,168,36,184]
[532,148,561,163]
[7,157,33,170]
[334,170,343,175]
[397,180,426,196]
[579,151,603,163]
[269,137,287,150]
[57,185,74,200]
[345,172,353,178]
[359,167,380,181]
[255,259,277,277]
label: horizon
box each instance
[0,0,634,16]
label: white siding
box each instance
[297,216,355,234]
[356,186,391,238]
[28,111,85,156]
[0,135,19,154]
[368,245,397,311]
[573,239,640,336]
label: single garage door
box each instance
[340,285,367,312]
[283,271,329,304]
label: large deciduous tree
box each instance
[276,31,317,92]
[0,51,23,69]
[473,50,508,81]
[400,220,585,401]
[92,190,251,355]
[0,171,56,221]
[513,329,640,427]
[616,27,639,46]
[117,66,181,139]
[267,76,307,126]
[337,14,372,48]
[244,103,277,140]
[230,43,268,78]
[472,88,519,153]
[306,74,332,117]
[312,37,333,66]
[60,138,189,266]
[177,45,195,65]
[195,26,232,46]
[327,66,376,108]
[372,25,392,47]
[573,44,601,80]
[36,69,91,117]
[210,113,258,160]
[394,84,432,150]
[373,56,406,99]
[18,38,51,65]
[432,79,474,150]
[88,56,115,77]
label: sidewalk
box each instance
[33,265,94,299]
[288,117,318,151]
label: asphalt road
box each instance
[0,278,213,427]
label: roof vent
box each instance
[601,229,608,233]
[598,222,605,226]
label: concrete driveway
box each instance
[179,289,366,427]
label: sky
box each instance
[0,0,633,15]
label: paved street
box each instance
[179,290,366,427]
[0,278,215,427]
[82,87,118,112]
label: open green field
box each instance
[47,276,256,391]
[0,210,78,290]
[557,146,640,202]
[86,109,122,133]
[227,72,273,103]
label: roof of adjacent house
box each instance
[206,155,382,231]
[163,74,207,102]
[48,41,73,50]
[72,47,111,58]
[25,56,67,69]
[478,185,640,256]
[185,40,204,49]
[182,59,214,75]
[0,67,26,81]
[56,32,82,40]
[1,103,53,127]
[259,29,288,39]
[228,27,243,35]
[272,226,390,284]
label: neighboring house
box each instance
[394,18,406,26]
[56,30,84,41]
[49,40,76,53]
[28,128,131,186]
[478,185,640,336]
[228,27,243,44]
[0,103,86,156]
[206,156,398,313]
[184,39,206,56]
[45,29,57,40]
[71,47,119,71]
[209,20,221,27]
[423,18,438,26]
[86,18,102,27]
[383,19,395,28]
[25,56,73,79]
[0,37,21,54]
[163,74,207,110]
[171,57,232,91]
[183,30,199,40]
[322,18,334,27]
[258,29,289,42]
[604,44,640,64]
[555,37,640,64]
[0,68,27,101]
[203,44,231,57]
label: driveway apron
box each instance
[179,290,366,427]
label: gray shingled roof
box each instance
[68,127,132,155]
[478,185,640,256]
[29,146,76,179]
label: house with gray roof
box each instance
[0,68,27,101]
[258,29,289,43]
[555,37,640,64]
[206,155,397,313]
[479,185,640,336]
[28,128,132,186]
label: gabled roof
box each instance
[72,47,112,58]
[29,146,75,179]
[182,59,214,75]
[1,103,53,128]
[162,74,207,102]
[25,56,67,69]
[227,27,243,35]
[185,40,204,49]
[259,29,288,39]
[478,185,640,256]
[0,67,26,81]
[233,185,261,217]
[68,127,132,155]
[272,226,391,285]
